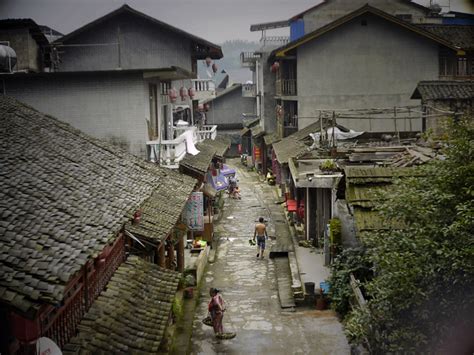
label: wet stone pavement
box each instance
[189,160,350,354]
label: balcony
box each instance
[147,136,187,169]
[276,79,297,96]
[197,125,217,141]
[240,52,261,67]
[260,36,289,48]
[191,79,216,101]
[147,124,218,168]
[242,83,256,97]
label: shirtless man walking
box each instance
[253,217,268,259]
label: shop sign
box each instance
[183,192,204,231]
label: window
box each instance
[457,57,468,76]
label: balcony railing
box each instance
[260,36,290,48]
[242,83,257,97]
[191,79,216,100]
[240,52,261,67]
[276,79,297,96]
[147,124,218,168]
[197,125,217,141]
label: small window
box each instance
[361,19,367,26]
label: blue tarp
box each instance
[207,172,229,191]
[220,164,236,177]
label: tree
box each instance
[344,118,474,353]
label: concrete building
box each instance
[288,0,434,40]
[271,5,469,133]
[0,5,222,160]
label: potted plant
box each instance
[319,159,337,174]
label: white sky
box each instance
[0,0,472,43]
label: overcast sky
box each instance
[0,0,472,43]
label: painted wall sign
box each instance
[183,192,204,231]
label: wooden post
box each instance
[177,235,184,272]
[158,241,165,268]
[168,239,175,270]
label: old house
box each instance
[204,83,256,156]
[411,81,474,135]
[0,5,222,160]
[0,95,194,353]
[271,5,468,133]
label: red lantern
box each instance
[133,209,142,225]
[168,88,178,102]
[188,87,195,99]
[271,62,280,73]
[212,63,218,74]
[205,57,212,67]
[179,86,188,101]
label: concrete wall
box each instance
[297,14,438,131]
[302,0,428,34]
[260,52,277,134]
[57,13,192,72]
[206,86,255,127]
[0,28,41,72]
[3,72,149,157]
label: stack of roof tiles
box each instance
[179,135,230,176]
[0,96,193,316]
[63,256,180,354]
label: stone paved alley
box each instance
[188,160,350,354]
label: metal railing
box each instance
[260,36,290,47]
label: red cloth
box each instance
[286,199,297,212]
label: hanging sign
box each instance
[183,192,204,231]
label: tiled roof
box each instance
[125,178,194,243]
[417,25,474,50]
[251,125,265,138]
[411,81,474,100]
[263,133,281,146]
[63,256,180,354]
[0,96,192,315]
[180,136,230,175]
[272,121,321,164]
[345,167,414,234]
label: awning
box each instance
[206,171,229,191]
[221,164,236,177]
[251,125,265,138]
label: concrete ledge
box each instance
[197,245,211,284]
[288,251,302,294]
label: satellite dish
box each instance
[36,337,62,355]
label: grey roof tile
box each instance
[64,256,180,354]
[0,96,194,315]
